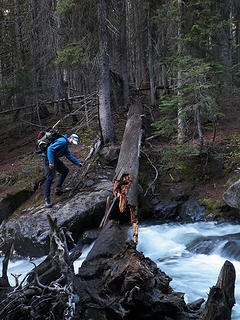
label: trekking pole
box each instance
[52,120,61,128]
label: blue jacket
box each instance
[43,135,80,166]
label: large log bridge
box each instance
[113,103,143,244]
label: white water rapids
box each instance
[2,221,240,319]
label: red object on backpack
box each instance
[38,131,43,139]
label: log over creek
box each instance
[0,101,239,319]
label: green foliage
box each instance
[219,134,240,175]
[153,56,220,139]
[76,126,98,145]
[56,0,75,15]
[55,46,92,66]
[158,143,198,172]
[152,116,177,138]
[199,198,226,216]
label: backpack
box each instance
[36,127,63,152]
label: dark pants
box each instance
[43,157,69,198]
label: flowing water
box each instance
[2,221,240,319]
[137,221,240,319]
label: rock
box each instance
[0,176,45,223]
[186,237,220,255]
[223,179,240,209]
[0,181,114,257]
[84,179,95,187]
[154,200,181,220]
[82,229,100,244]
[179,199,205,222]
[167,183,194,201]
[100,145,120,164]
[0,191,34,223]
[221,240,240,260]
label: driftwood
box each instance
[201,260,236,320]
[0,215,81,319]
[112,103,143,244]
[0,243,13,289]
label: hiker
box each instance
[43,133,81,207]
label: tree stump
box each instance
[201,260,236,320]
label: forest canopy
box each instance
[0,0,240,145]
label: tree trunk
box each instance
[98,0,115,144]
[195,105,203,152]
[236,20,240,66]
[113,102,143,244]
[133,0,142,88]
[120,0,130,105]
[177,0,185,144]
[201,260,236,320]
[148,1,156,106]
[13,0,25,111]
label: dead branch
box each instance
[99,196,117,228]
[0,242,14,287]
[69,138,102,196]
[0,91,97,115]
[141,150,159,197]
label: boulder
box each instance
[0,176,45,223]
[223,179,240,209]
[154,200,181,220]
[179,199,205,222]
[0,181,114,257]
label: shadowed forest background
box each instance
[1,0,240,204]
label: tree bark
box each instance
[13,0,26,111]
[195,105,203,152]
[177,0,185,144]
[98,0,115,144]
[201,260,236,320]
[113,102,143,243]
[147,1,156,106]
[120,0,130,105]
[133,0,142,88]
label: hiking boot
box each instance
[55,186,63,196]
[45,197,52,208]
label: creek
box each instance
[2,221,240,319]
[137,220,240,320]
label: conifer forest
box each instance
[1,0,240,145]
[2,1,240,320]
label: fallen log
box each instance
[74,220,203,320]
[201,260,236,320]
[113,103,143,244]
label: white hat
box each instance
[70,134,79,145]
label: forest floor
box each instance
[1,90,240,208]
